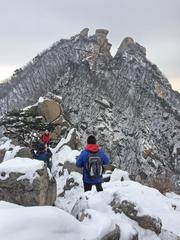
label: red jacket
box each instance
[41,134,50,144]
[85,144,99,152]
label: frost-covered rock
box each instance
[111,199,162,234]
[159,229,180,240]
[59,172,81,197]
[15,147,33,159]
[0,157,57,206]
[110,168,130,182]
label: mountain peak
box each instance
[115,36,146,57]
[79,28,89,37]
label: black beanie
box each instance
[87,135,96,144]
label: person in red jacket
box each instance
[40,129,51,149]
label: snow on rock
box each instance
[52,145,79,166]
[165,192,180,211]
[64,180,180,239]
[53,128,79,153]
[0,137,22,162]
[38,96,45,103]
[110,168,130,182]
[3,146,22,161]
[0,201,117,240]
[0,157,44,175]
[159,229,180,240]
[51,129,80,177]
[23,102,38,111]
[0,137,12,150]
[52,144,180,239]
[55,169,83,212]
[0,158,56,206]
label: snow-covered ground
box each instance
[51,134,180,240]
[0,201,115,240]
[55,171,180,240]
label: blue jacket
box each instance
[76,148,109,184]
[31,150,51,164]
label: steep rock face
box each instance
[0,28,112,115]
[0,29,180,189]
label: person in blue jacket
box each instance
[76,135,109,192]
[31,143,52,170]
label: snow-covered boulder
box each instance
[111,199,162,234]
[159,229,180,240]
[0,157,57,206]
[69,180,180,239]
[110,168,130,182]
[0,201,120,240]
[58,171,82,197]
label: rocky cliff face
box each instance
[0,28,180,190]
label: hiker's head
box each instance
[87,135,96,144]
[38,143,45,152]
[45,129,49,135]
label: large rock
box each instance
[55,128,80,151]
[58,174,80,197]
[116,37,146,56]
[79,28,89,38]
[15,147,33,159]
[0,158,57,206]
[37,99,63,123]
[111,199,162,235]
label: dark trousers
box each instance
[83,182,103,192]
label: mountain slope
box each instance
[0,28,180,191]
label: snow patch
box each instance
[0,157,44,175]
[110,168,130,182]
[38,96,45,103]
[17,171,39,184]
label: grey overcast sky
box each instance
[0,0,180,92]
